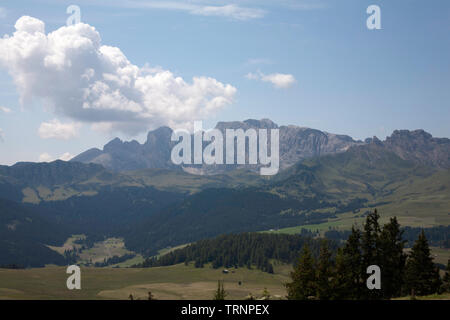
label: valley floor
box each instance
[0,263,291,300]
[1,263,449,300]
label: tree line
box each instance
[136,232,338,273]
[286,209,449,299]
[323,225,450,249]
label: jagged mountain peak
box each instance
[69,119,450,173]
[388,129,434,142]
[381,129,450,169]
[71,119,364,172]
[215,118,279,131]
[145,126,173,145]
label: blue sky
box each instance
[0,0,449,165]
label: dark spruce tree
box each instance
[378,217,407,299]
[404,230,442,296]
[361,209,383,299]
[332,226,363,299]
[213,280,227,300]
[442,259,450,293]
[286,244,317,300]
[315,240,334,300]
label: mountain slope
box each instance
[124,188,336,255]
[0,198,70,267]
[271,139,434,200]
[0,160,107,187]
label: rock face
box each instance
[0,160,106,187]
[383,130,450,169]
[278,125,361,169]
[71,119,364,173]
[71,120,450,173]
[73,126,179,172]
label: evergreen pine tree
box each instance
[404,230,441,296]
[361,209,381,267]
[286,244,316,300]
[213,280,227,300]
[331,248,348,299]
[331,227,363,299]
[266,261,274,274]
[378,216,407,299]
[361,209,382,299]
[441,259,450,293]
[316,240,333,300]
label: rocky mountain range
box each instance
[72,119,450,173]
[381,129,450,169]
[71,119,365,173]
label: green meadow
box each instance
[0,263,290,300]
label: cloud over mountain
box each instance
[38,152,74,162]
[246,71,296,88]
[0,16,236,135]
[38,119,81,140]
[0,106,11,113]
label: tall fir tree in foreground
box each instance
[286,244,316,300]
[378,217,407,299]
[332,226,363,299]
[285,210,444,300]
[442,259,450,293]
[404,230,441,296]
[361,209,382,299]
[213,280,227,300]
[316,240,334,300]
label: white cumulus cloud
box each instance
[38,152,53,162]
[38,119,81,140]
[59,152,74,161]
[38,152,74,162]
[119,1,265,20]
[246,71,296,89]
[191,4,265,20]
[0,16,237,135]
[0,106,11,113]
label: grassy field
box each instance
[47,234,86,255]
[0,263,290,300]
[47,236,136,265]
[264,170,450,241]
[156,244,190,258]
[393,292,450,300]
[47,236,189,268]
[265,212,366,235]
[110,255,145,268]
[78,238,133,264]
[1,262,448,300]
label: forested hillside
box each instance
[0,198,70,267]
[138,232,338,272]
